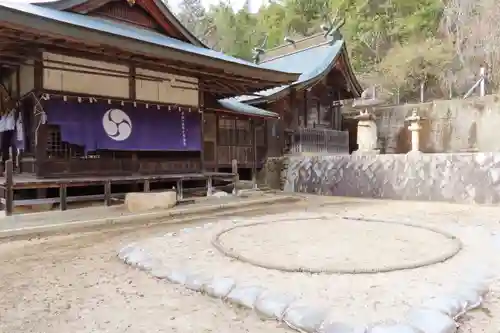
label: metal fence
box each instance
[288,127,349,155]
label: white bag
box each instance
[368,324,420,333]
[254,291,296,321]
[226,285,266,309]
[203,277,236,299]
[283,304,328,333]
[407,309,457,333]
[184,274,211,292]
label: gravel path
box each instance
[136,202,500,327]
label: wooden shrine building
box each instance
[0,0,301,211]
[0,0,299,178]
[220,28,363,156]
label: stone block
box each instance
[283,152,500,204]
[124,191,177,213]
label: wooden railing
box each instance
[0,160,241,216]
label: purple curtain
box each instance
[44,99,201,151]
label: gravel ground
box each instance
[0,206,296,333]
[217,218,458,271]
[135,200,500,327]
[2,196,500,332]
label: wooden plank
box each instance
[59,184,67,211]
[104,180,111,206]
[4,160,13,216]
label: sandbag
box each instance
[254,291,296,321]
[283,304,328,333]
[123,248,150,268]
[368,324,421,333]
[150,267,171,279]
[184,273,211,292]
[454,289,483,314]
[165,269,190,284]
[420,296,462,317]
[319,321,367,333]
[407,309,457,333]
[203,277,236,299]
[226,285,266,309]
[118,244,137,261]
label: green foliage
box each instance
[175,0,451,100]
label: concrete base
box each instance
[125,191,177,213]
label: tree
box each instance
[377,38,454,102]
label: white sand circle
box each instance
[212,217,462,274]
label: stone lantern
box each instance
[351,90,382,154]
[405,109,425,152]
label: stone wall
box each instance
[343,94,500,153]
[283,153,500,204]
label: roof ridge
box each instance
[262,32,326,54]
[260,39,334,64]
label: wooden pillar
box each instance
[59,184,67,211]
[215,114,219,171]
[4,160,13,216]
[199,89,205,172]
[303,90,308,127]
[104,180,111,206]
[176,179,183,200]
[251,119,257,189]
[231,159,239,195]
[129,65,136,100]
[206,175,213,196]
[143,179,150,192]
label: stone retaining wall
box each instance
[283,152,500,204]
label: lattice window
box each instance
[46,125,86,159]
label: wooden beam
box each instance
[0,28,279,90]
[199,88,205,172]
[4,160,13,216]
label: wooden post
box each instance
[231,159,239,196]
[143,179,150,192]
[176,179,183,200]
[4,159,13,216]
[206,175,213,196]
[251,119,258,190]
[59,184,67,211]
[480,66,486,97]
[104,180,111,206]
[199,89,206,172]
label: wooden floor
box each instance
[2,172,236,190]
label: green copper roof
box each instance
[0,1,300,86]
[220,38,346,107]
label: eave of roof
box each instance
[33,0,208,48]
[0,2,300,85]
[221,37,346,106]
[216,99,279,118]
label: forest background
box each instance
[171,0,500,103]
